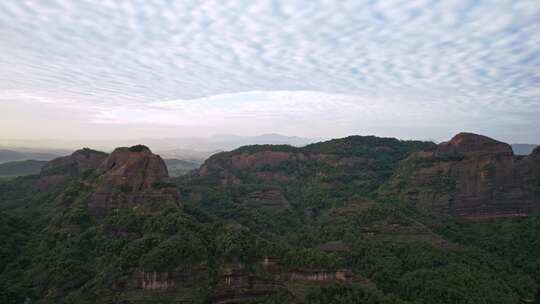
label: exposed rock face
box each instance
[88,146,181,215]
[198,148,300,185]
[34,146,182,214]
[289,269,353,282]
[243,189,290,211]
[230,151,292,170]
[133,260,370,303]
[213,265,290,304]
[138,271,176,290]
[435,132,513,157]
[386,133,540,220]
[212,262,368,303]
[41,148,108,176]
[36,148,108,191]
[192,138,434,218]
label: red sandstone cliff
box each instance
[41,148,109,176]
[88,145,181,215]
[35,148,109,191]
[36,145,181,215]
[385,133,540,220]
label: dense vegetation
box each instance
[0,135,539,303]
[178,136,436,239]
[437,216,540,300]
[0,196,336,303]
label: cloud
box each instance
[0,0,539,142]
[87,90,501,140]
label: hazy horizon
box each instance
[1,132,538,154]
[1,1,539,144]
[0,133,320,151]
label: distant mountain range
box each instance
[0,149,64,164]
[123,134,317,153]
[0,160,48,178]
[0,134,318,152]
[163,158,200,177]
[0,134,319,164]
[3,136,537,158]
[0,134,316,177]
[511,144,538,155]
[156,149,220,164]
[1,137,536,164]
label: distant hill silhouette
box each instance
[512,144,538,155]
[0,149,61,163]
[163,158,200,176]
[0,160,48,177]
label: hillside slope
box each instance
[0,135,539,304]
[383,133,540,220]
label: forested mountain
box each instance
[0,134,539,304]
[384,133,540,219]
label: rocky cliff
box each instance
[385,133,540,220]
[2,135,538,304]
[35,148,109,191]
[134,260,371,304]
[35,145,181,215]
[190,137,434,212]
[41,148,108,176]
[88,145,181,215]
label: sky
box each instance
[0,0,539,144]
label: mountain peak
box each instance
[90,144,180,215]
[127,145,152,153]
[437,132,512,157]
[387,132,539,220]
[41,148,108,176]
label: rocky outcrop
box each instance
[289,269,353,282]
[88,145,181,215]
[243,189,290,211]
[41,148,108,176]
[35,148,108,191]
[435,132,513,157]
[133,260,370,303]
[230,151,293,170]
[212,268,357,303]
[212,265,290,304]
[214,261,369,303]
[33,146,181,214]
[139,271,176,290]
[198,147,300,185]
[385,133,540,220]
[135,270,204,290]
[188,138,435,226]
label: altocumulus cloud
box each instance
[0,0,539,142]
